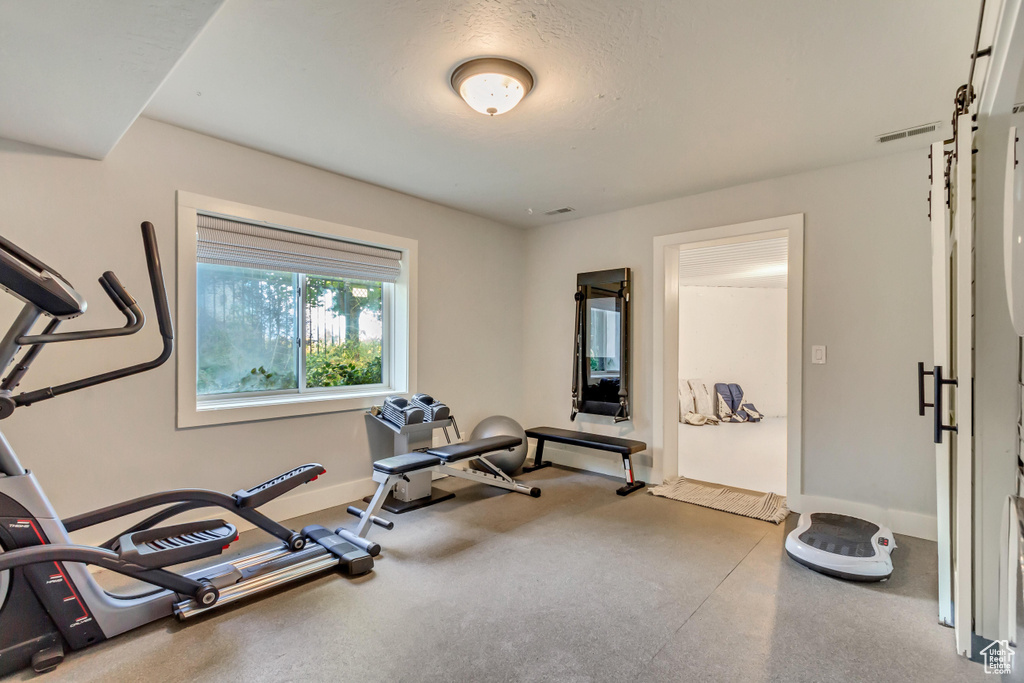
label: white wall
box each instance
[679,286,787,417]
[522,149,936,534]
[0,117,941,546]
[0,117,525,540]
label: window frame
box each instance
[176,191,417,428]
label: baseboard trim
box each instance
[75,476,377,550]
[789,493,938,542]
[535,443,937,542]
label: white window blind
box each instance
[197,213,402,282]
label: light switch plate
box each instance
[812,345,827,364]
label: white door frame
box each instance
[652,214,804,502]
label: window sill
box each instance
[181,388,396,428]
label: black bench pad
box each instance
[373,452,440,475]
[525,427,646,455]
[426,435,522,462]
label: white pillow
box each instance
[678,378,695,420]
[688,379,715,417]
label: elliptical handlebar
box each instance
[11,225,171,347]
[140,221,174,342]
[17,272,144,344]
[9,222,175,410]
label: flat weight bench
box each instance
[522,427,647,496]
[347,435,541,541]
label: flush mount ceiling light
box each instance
[451,57,534,116]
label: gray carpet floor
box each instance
[2,466,1000,682]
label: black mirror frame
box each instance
[571,267,632,423]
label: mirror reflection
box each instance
[572,268,631,422]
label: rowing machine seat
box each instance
[426,435,522,462]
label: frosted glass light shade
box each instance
[451,58,534,116]
[459,73,525,116]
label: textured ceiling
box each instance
[143,0,983,227]
[679,237,788,289]
[0,0,224,159]
[0,1,986,226]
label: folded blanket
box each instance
[683,411,719,426]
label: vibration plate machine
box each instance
[0,222,375,676]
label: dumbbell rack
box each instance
[363,412,457,513]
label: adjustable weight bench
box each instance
[347,435,541,542]
[521,426,647,496]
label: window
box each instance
[303,276,385,390]
[195,266,388,397]
[176,193,416,427]
[197,265,300,395]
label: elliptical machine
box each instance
[0,222,377,676]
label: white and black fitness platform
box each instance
[785,512,896,582]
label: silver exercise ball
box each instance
[470,415,528,475]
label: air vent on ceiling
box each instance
[1013,102,1024,114]
[544,206,575,216]
[876,122,940,144]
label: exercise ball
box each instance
[469,415,528,475]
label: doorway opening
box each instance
[652,214,804,511]
[677,234,788,495]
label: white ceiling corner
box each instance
[0,1,982,224]
[142,0,979,227]
[0,0,224,159]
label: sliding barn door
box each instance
[929,140,954,629]
[925,115,975,658]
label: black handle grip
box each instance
[97,276,128,313]
[917,362,934,416]
[140,222,173,341]
[100,271,137,310]
[18,276,143,344]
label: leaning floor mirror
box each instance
[571,268,632,422]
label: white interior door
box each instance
[927,117,975,658]
[930,140,953,628]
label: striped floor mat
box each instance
[649,477,790,524]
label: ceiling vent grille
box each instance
[876,122,939,144]
[544,207,575,216]
[878,130,907,144]
[1013,102,1024,114]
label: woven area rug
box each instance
[649,476,790,524]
